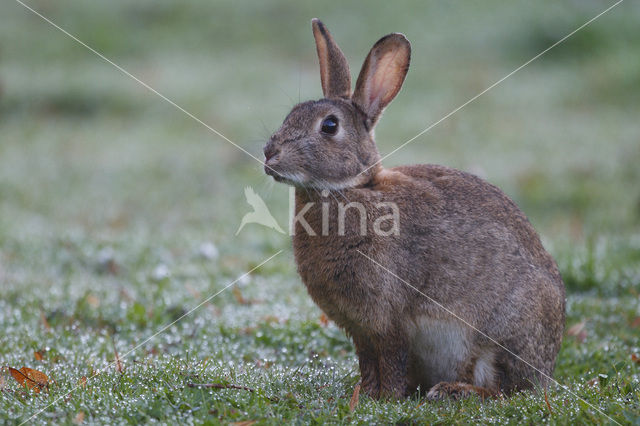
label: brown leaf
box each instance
[255,359,273,369]
[232,287,249,305]
[566,320,585,335]
[86,294,100,309]
[112,340,124,374]
[261,315,280,324]
[22,367,49,389]
[632,353,640,364]
[118,288,133,303]
[73,411,85,424]
[319,313,329,327]
[40,311,51,331]
[586,377,599,387]
[9,367,29,387]
[78,376,87,389]
[349,384,360,411]
[567,320,587,343]
[240,326,258,335]
[9,367,49,393]
[544,388,553,415]
[34,351,44,361]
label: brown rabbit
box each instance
[263,19,565,400]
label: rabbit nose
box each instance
[263,145,279,164]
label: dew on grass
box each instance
[197,242,219,260]
[152,264,171,281]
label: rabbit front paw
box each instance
[426,382,493,401]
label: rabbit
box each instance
[263,18,566,400]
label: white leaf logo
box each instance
[236,187,285,235]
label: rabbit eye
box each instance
[321,115,339,135]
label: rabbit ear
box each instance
[352,33,410,126]
[312,18,351,99]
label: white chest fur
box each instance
[407,317,470,387]
[406,316,497,390]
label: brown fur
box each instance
[263,19,565,400]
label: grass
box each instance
[1,0,639,424]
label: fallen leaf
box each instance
[73,411,85,424]
[586,377,599,387]
[40,311,51,331]
[9,367,49,393]
[566,320,585,335]
[544,388,553,415]
[240,326,258,335]
[632,353,640,364]
[34,351,44,361]
[22,367,49,389]
[112,340,123,374]
[232,287,250,305]
[319,313,329,327]
[86,294,100,309]
[78,376,87,389]
[261,315,280,324]
[118,288,133,303]
[567,320,587,343]
[349,384,360,411]
[255,359,272,369]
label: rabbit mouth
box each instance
[265,162,368,190]
[266,167,307,186]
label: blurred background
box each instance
[2,1,639,244]
[1,0,639,327]
[0,0,639,420]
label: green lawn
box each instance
[1,1,639,424]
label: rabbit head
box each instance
[264,19,410,190]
